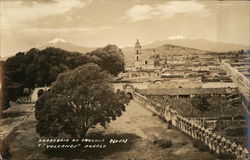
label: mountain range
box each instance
[39,38,249,55]
[143,39,249,52]
[37,38,249,65]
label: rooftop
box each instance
[139,88,229,96]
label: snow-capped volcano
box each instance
[49,38,66,44]
[39,38,95,54]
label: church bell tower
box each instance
[134,39,142,61]
[134,39,142,70]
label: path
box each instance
[95,100,217,160]
[0,103,34,140]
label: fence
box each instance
[133,91,250,160]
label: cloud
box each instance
[168,35,185,40]
[122,5,154,21]
[20,26,114,35]
[123,1,211,22]
[1,0,91,30]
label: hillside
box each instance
[122,44,206,65]
[144,39,249,52]
[145,44,206,56]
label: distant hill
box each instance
[122,44,206,65]
[143,39,249,52]
[144,44,206,56]
[39,38,95,54]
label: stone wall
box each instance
[133,91,250,160]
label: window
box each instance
[137,56,139,61]
[145,60,147,64]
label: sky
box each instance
[1,0,250,57]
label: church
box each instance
[120,39,162,82]
[134,39,161,70]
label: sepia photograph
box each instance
[0,0,250,159]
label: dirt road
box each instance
[2,101,217,160]
[97,100,217,160]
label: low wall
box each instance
[188,118,246,130]
[221,61,250,99]
[134,91,249,160]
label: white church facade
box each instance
[120,39,162,82]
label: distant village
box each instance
[116,39,249,99]
[113,39,250,152]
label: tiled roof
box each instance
[139,88,227,95]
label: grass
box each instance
[153,138,173,149]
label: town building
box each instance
[134,39,161,70]
[121,39,162,82]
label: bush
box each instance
[191,96,209,112]
[2,143,12,160]
[167,121,172,129]
[193,140,209,152]
[225,128,245,137]
[217,153,236,159]
[181,141,188,146]
[153,138,172,149]
[158,115,167,123]
[152,113,157,116]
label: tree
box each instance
[3,45,125,109]
[35,63,130,138]
[87,45,125,76]
[191,96,209,112]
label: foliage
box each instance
[3,45,125,109]
[153,138,172,148]
[35,63,130,138]
[181,141,188,146]
[216,153,236,159]
[152,113,157,116]
[37,89,45,98]
[87,45,125,76]
[147,95,243,117]
[158,115,167,123]
[192,140,210,152]
[191,96,209,112]
[2,141,12,160]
